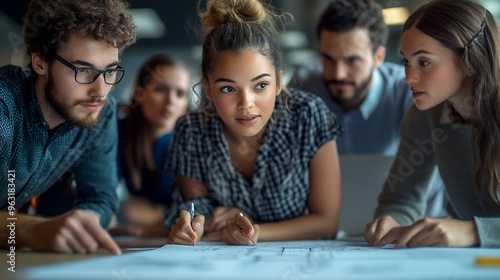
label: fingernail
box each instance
[193,222,201,230]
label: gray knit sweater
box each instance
[375,102,500,247]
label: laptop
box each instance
[337,154,395,237]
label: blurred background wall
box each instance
[1,0,500,103]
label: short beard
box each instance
[44,74,106,129]
[324,71,373,109]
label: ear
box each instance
[373,46,386,68]
[203,79,212,100]
[276,70,283,96]
[466,67,476,76]
[31,53,48,76]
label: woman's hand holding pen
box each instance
[205,206,253,233]
[203,206,254,241]
[167,210,205,245]
[222,213,259,245]
[205,206,254,232]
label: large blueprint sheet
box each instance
[20,239,500,280]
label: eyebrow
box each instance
[72,60,120,68]
[320,52,333,59]
[400,50,432,57]
[214,73,272,84]
[321,52,359,60]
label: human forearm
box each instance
[74,156,119,227]
[2,210,120,254]
[258,213,338,241]
[374,109,437,225]
[74,167,118,228]
[0,211,45,249]
[75,191,117,227]
[375,157,435,226]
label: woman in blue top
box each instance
[167,0,341,245]
[117,54,191,236]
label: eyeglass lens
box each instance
[75,68,124,85]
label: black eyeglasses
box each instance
[54,54,125,85]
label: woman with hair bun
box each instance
[166,0,341,245]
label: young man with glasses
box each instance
[0,0,136,254]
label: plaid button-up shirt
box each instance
[166,90,340,225]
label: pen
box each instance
[190,202,198,246]
[476,256,500,267]
[237,212,255,245]
[237,212,244,230]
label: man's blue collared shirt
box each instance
[0,65,118,226]
[292,62,414,155]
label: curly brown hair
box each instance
[23,0,136,71]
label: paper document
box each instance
[20,240,500,280]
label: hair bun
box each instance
[200,0,267,34]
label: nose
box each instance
[89,74,108,98]
[328,61,347,81]
[405,67,417,86]
[164,89,176,105]
[238,90,254,110]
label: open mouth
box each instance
[411,89,426,97]
[236,115,259,126]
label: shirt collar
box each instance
[27,74,77,134]
[358,68,382,119]
[439,101,473,128]
[25,76,50,130]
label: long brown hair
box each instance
[122,54,188,190]
[404,0,500,203]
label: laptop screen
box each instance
[337,154,395,237]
